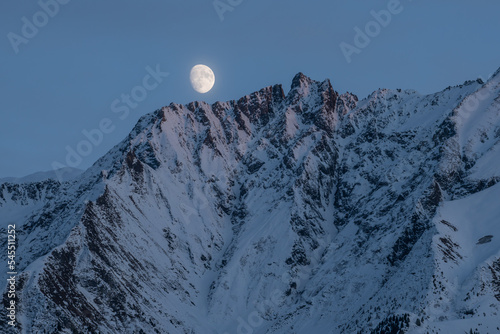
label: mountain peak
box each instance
[3,69,500,334]
[290,72,314,91]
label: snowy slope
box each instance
[1,70,500,333]
[412,182,500,334]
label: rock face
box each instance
[1,71,500,333]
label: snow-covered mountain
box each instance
[0,168,83,185]
[1,69,500,333]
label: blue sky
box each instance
[1,0,499,177]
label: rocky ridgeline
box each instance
[1,70,500,333]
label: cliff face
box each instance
[1,71,500,333]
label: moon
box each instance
[190,64,215,93]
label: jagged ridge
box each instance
[1,70,500,333]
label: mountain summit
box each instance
[1,72,500,333]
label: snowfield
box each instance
[1,70,500,333]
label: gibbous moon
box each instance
[190,64,215,93]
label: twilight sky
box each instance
[1,0,499,177]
